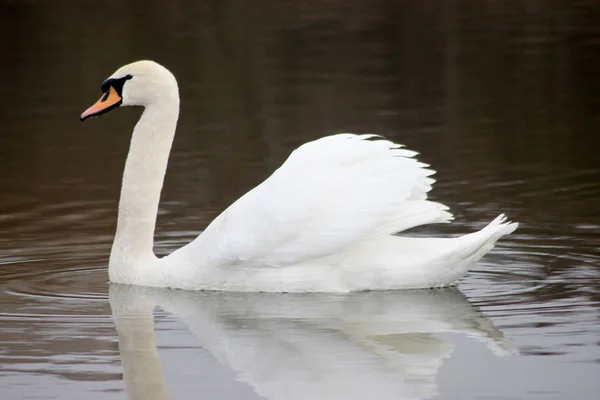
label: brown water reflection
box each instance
[1,0,599,399]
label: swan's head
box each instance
[80,60,179,121]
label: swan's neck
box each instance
[109,98,179,279]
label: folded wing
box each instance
[188,134,452,268]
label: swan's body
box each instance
[81,60,517,293]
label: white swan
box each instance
[80,60,517,292]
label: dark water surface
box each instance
[1,1,599,399]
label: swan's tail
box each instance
[481,213,519,239]
[429,213,518,285]
[341,214,518,291]
[447,213,517,266]
[462,214,518,255]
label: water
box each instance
[1,0,599,398]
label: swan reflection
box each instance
[110,285,516,400]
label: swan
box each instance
[80,60,517,292]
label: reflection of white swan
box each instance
[82,60,517,292]
[110,284,516,400]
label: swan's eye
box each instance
[100,74,134,95]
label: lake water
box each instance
[1,1,599,399]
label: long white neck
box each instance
[109,96,179,281]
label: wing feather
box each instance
[187,134,452,268]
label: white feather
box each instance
[191,134,450,265]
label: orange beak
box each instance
[80,86,122,121]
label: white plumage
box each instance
[81,61,518,292]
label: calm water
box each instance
[1,0,600,399]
